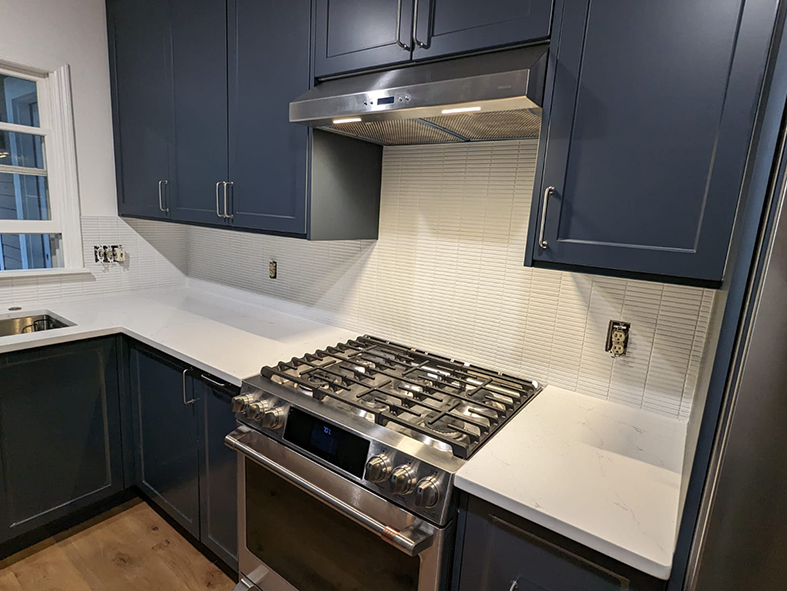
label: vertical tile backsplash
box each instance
[0,217,187,306]
[0,139,713,420]
[186,139,714,419]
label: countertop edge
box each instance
[454,476,673,580]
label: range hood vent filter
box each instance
[324,118,463,145]
[324,108,542,146]
[423,108,542,142]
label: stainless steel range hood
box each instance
[289,45,548,146]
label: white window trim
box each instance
[0,60,83,276]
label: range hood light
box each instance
[441,106,482,115]
[333,117,362,124]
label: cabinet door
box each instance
[412,0,552,61]
[0,338,124,542]
[107,0,176,219]
[314,0,414,78]
[196,377,238,570]
[457,497,664,591]
[227,0,310,234]
[129,346,200,537]
[529,0,773,284]
[169,0,230,226]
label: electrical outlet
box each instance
[605,321,630,358]
[112,245,126,263]
[269,261,277,279]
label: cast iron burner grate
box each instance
[260,335,542,459]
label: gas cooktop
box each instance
[258,335,541,460]
[234,335,542,525]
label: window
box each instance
[0,62,82,274]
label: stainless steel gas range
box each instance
[226,335,541,591]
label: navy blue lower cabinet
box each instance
[454,496,665,591]
[0,338,124,544]
[129,345,200,538]
[196,376,239,571]
[527,0,779,285]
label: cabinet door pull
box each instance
[412,0,430,48]
[182,368,196,405]
[538,186,554,249]
[395,0,411,51]
[509,580,519,591]
[215,181,224,218]
[224,181,234,219]
[158,180,169,213]
[201,374,227,388]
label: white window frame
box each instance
[0,59,83,276]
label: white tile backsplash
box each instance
[185,139,713,419]
[0,139,712,419]
[0,217,187,305]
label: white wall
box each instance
[0,0,117,216]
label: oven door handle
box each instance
[225,428,436,557]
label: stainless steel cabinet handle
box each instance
[395,0,411,51]
[539,186,554,249]
[201,374,227,388]
[225,428,436,557]
[158,180,169,213]
[412,0,430,49]
[509,581,519,591]
[182,368,196,405]
[215,181,224,218]
[224,181,234,219]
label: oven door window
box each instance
[245,458,420,591]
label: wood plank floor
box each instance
[0,499,236,591]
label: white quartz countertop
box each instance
[0,283,686,579]
[0,284,357,386]
[455,385,687,579]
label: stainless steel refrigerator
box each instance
[684,111,787,590]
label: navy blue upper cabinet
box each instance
[314,0,415,78]
[527,0,778,284]
[107,0,176,220]
[412,0,552,61]
[226,0,310,234]
[0,338,124,544]
[129,345,200,538]
[170,0,230,226]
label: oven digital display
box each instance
[284,408,370,478]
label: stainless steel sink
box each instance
[0,312,75,337]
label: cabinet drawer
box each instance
[456,496,665,591]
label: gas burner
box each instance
[258,335,542,459]
[359,395,390,412]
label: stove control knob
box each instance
[245,401,268,420]
[390,465,418,495]
[231,394,255,413]
[261,407,285,430]
[414,476,441,509]
[365,455,392,483]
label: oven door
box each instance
[225,426,450,591]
